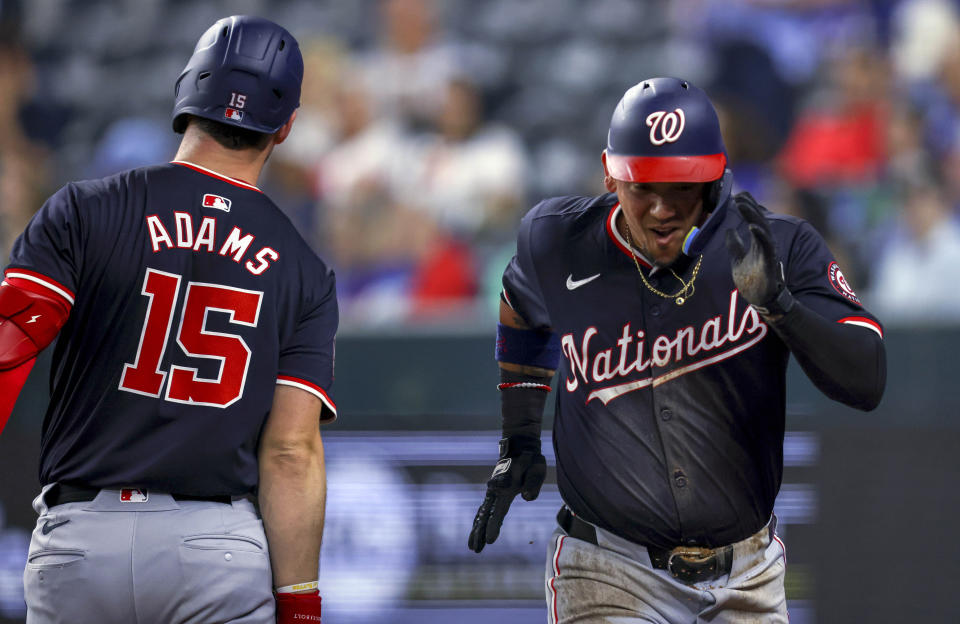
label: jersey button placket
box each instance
[660,407,672,421]
[673,469,687,488]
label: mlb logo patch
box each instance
[120,488,148,503]
[202,193,232,212]
[225,107,243,122]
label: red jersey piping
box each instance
[171,161,262,193]
[605,203,653,269]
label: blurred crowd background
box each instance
[2,0,960,328]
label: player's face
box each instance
[611,180,706,266]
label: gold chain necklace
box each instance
[622,219,703,306]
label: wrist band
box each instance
[752,285,796,319]
[499,434,541,458]
[495,324,561,370]
[275,580,319,594]
[498,382,551,391]
[499,369,549,439]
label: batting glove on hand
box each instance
[725,192,794,317]
[468,435,546,553]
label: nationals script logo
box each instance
[646,108,686,145]
[561,290,767,404]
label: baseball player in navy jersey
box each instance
[0,16,329,623]
[469,77,887,623]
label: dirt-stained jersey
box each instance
[5,161,337,496]
[502,191,882,549]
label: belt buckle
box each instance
[667,547,719,583]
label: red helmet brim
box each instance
[605,151,727,183]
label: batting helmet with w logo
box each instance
[603,77,727,183]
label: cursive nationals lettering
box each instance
[561,290,768,404]
[144,213,278,276]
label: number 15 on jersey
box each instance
[119,268,263,408]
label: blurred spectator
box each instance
[407,216,479,320]
[885,102,931,183]
[314,66,479,325]
[262,38,353,250]
[279,38,352,166]
[908,23,960,164]
[316,71,410,215]
[695,0,882,86]
[0,40,53,260]
[85,116,176,179]
[764,180,868,292]
[891,0,960,84]
[316,67,415,272]
[331,202,479,326]
[261,156,324,251]
[778,45,890,189]
[396,76,528,245]
[868,102,931,245]
[773,43,893,271]
[357,0,456,129]
[924,32,960,208]
[869,174,960,323]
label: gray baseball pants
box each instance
[23,484,275,624]
[545,515,788,623]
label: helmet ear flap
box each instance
[705,180,720,209]
[703,170,730,211]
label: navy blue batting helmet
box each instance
[604,77,727,183]
[172,15,303,134]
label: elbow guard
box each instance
[0,277,72,370]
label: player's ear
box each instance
[273,110,298,145]
[601,151,617,193]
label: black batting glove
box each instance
[725,192,795,317]
[468,434,546,553]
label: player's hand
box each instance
[275,591,322,623]
[468,435,546,553]
[725,192,786,311]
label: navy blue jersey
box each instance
[502,192,882,549]
[5,161,337,495]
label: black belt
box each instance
[46,483,233,507]
[557,507,733,584]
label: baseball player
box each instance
[469,77,887,623]
[0,16,330,623]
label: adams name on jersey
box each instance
[5,161,337,496]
